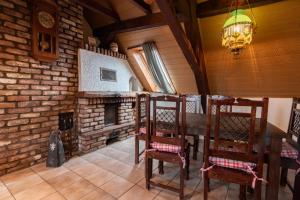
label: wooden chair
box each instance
[279,98,300,199]
[185,95,201,160]
[145,95,190,200]
[202,97,269,200]
[134,93,149,164]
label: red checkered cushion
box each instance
[209,156,256,173]
[150,142,181,153]
[281,142,298,159]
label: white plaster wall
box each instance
[78,49,141,92]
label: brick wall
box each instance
[77,97,135,154]
[0,0,83,175]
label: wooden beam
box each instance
[197,0,283,18]
[93,13,165,38]
[75,0,120,20]
[156,0,208,94]
[184,0,210,104]
[128,0,152,14]
[93,13,188,47]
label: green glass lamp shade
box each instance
[222,9,254,54]
[223,9,252,28]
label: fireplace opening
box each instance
[104,103,118,126]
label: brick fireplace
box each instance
[77,92,135,154]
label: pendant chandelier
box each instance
[222,0,256,55]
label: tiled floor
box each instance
[0,137,294,200]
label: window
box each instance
[131,43,175,94]
[132,48,161,92]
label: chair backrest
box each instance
[210,95,233,115]
[146,95,186,149]
[287,98,300,146]
[205,97,269,163]
[135,93,148,133]
[186,95,201,113]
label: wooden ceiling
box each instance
[79,0,289,97]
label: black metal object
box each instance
[104,104,118,126]
[59,112,73,131]
[58,112,74,160]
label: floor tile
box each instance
[59,178,97,200]
[100,176,134,198]
[71,162,103,178]
[119,166,144,184]
[47,170,82,191]
[119,185,156,200]
[31,163,69,180]
[2,169,44,194]
[41,192,65,200]
[63,157,89,169]
[84,168,116,187]
[80,188,116,200]
[13,182,56,200]
[0,181,13,200]
[0,138,294,200]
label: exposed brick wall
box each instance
[77,97,135,154]
[0,0,83,175]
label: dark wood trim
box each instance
[93,13,188,47]
[184,0,210,95]
[75,0,120,20]
[197,0,283,18]
[156,0,208,94]
[128,0,152,14]
[94,13,165,38]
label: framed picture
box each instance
[100,68,117,82]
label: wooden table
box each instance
[185,113,285,200]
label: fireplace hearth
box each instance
[77,91,136,154]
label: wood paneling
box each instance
[111,0,146,20]
[117,26,198,94]
[199,0,300,97]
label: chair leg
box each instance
[254,181,262,200]
[158,160,164,174]
[280,167,288,187]
[149,158,153,179]
[193,136,199,160]
[204,172,209,200]
[293,170,300,200]
[180,163,185,200]
[145,157,150,190]
[135,136,139,164]
[185,145,190,180]
[239,185,246,200]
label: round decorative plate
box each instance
[38,11,55,29]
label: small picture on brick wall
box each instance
[100,68,117,82]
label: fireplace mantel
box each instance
[77,91,138,98]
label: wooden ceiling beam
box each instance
[93,13,165,38]
[75,0,120,20]
[156,0,209,95]
[93,13,188,47]
[197,0,283,18]
[184,0,210,101]
[128,0,152,14]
